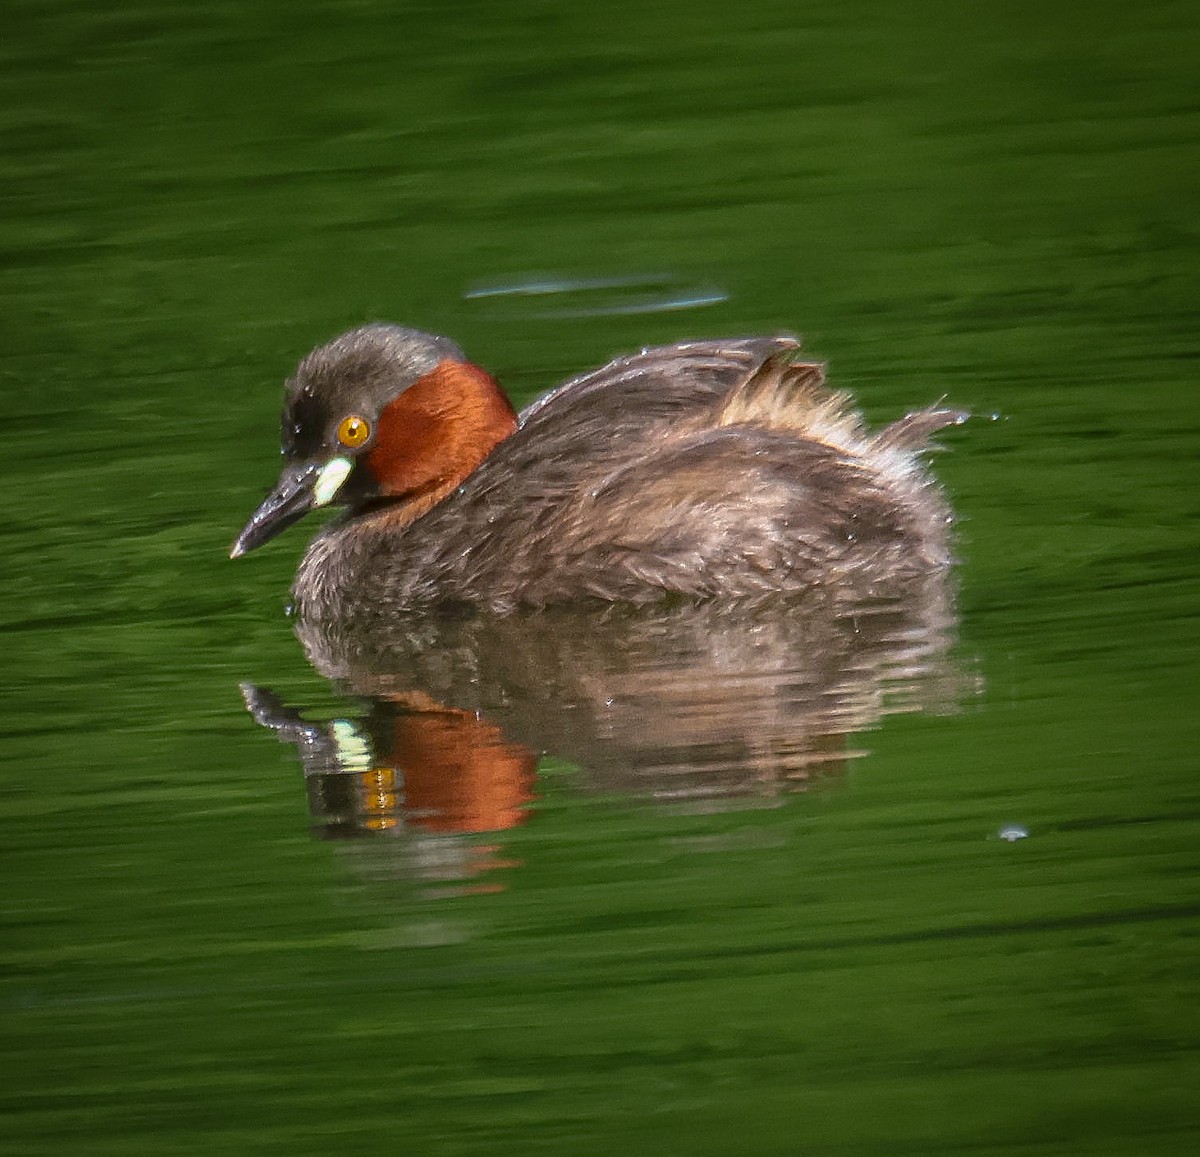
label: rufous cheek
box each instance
[365,360,517,499]
[365,394,450,498]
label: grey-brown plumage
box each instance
[279,332,965,625]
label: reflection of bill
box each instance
[242,685,536,839]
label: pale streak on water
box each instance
[464,272,730,317]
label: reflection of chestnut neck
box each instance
[365,359,518,529]
[380,698,536,834]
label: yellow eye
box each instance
[336,415,371,449]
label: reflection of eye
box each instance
[336,415,371,448]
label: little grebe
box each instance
[231,324,965,618]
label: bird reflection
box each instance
[243,574,965,893]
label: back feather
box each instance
[873,405,969,452]
[715,353,865,451]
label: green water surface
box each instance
[3,1,1198,1153]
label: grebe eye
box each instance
[336,415,371,448]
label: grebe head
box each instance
[231,324,517,558]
